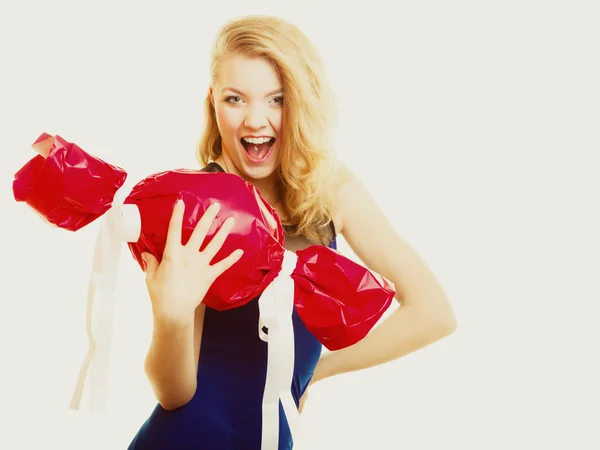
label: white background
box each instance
[1,1,598,449]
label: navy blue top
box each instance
[127,164,337,449]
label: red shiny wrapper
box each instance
[13,133,395,351]
[125,169,286,311]
[293,246,394,349]
[13,133,127,230]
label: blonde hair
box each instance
[197,15,339,245]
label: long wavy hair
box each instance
[196,15,339,245]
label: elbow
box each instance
[439,314,457,336]
[431,307,457,338]
[419,301,457,340]
[144,362,197,411]
[161,402,186,411]
[160,397,193,411]
[157,386,197,411]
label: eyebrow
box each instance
[221,87,283,97]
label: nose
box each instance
[243,103,268,130]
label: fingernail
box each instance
[212,202,221,210]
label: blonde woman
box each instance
[127,15,456,450]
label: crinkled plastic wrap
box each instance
[125,169,287,312]
[13,133,395,348]
[293,246,394,350]
[13,133,127,230]
[14,132,395,446]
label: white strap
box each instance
[69,180,140,413]
[259,250,301,449]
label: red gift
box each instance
[13,133,395,445]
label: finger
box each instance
[209,249,244,277]
[142,252,159,279]
[32,134,55,158]
[202,216,235,258]
[299,395,307,413]
[187,202,221,250]
[164,199,185,255]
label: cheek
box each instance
[216,107,242,136]
[271,110,283,134]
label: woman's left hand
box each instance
[298,378,316,413]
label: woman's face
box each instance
[211,53,283,183]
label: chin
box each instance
[240,160,279,181]
[235,141,280,180]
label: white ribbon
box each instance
[258,250,301,449]
[69,180,140,414]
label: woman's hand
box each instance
[298,378,316,414]
[142,199,243,323]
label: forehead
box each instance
[216,53,282,94]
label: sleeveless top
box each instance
[127,163,337,449]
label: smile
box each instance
[240,137,276,163]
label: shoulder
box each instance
[328,161,403,283]
[327,162,456,324]
[328,161,368,236]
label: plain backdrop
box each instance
[1,1,598,449]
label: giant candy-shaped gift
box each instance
[13,133,395,449]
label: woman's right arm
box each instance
[144,306,205,410]
[141,200,242,410]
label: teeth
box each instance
[243,137,273,144]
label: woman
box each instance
[127,15,457,450]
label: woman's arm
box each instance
[144,306,205,410]
[141,200,240,410]
[314,164,457,382]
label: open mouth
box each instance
[240,137,276,163]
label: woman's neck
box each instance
[214,154,281,208]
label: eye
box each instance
[270,96,284,106]
[225,95,243,104]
